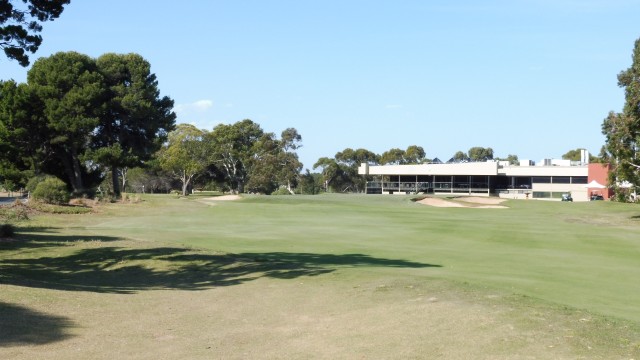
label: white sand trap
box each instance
[198,195,242,205]
[456,196,507,205]
[417,197,467,207]
[417,196,507,209]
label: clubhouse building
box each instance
[358,150,612,202]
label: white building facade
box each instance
[358,160,599,202]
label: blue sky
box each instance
[2,0,639,169]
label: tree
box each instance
[0,0,71,66]
[404,145,427,164]
[333,148,379,192]
[0,79,38,186]
[380,146,426,165]
[239,128,303,194]
[27,51,105,194]
[602,37,640,197]
[562,148,582,161]
[299,169,322,194]
[90,53,176,196]
[468,147,493,161]
[495,154,519,165]
[452,151,467,162]
[335,148,379,167]
[206,119,264,193]
[275,128,303,193]
[380,148,405,165]
[159,124,208,196]
[313,157,349,192]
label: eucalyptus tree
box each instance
[602,37,640,196]
[159,124,208,196]
[313,157,348,192]
[333,148,379,192]
[452,150,467,162]
[468,147,494,161]
[379,148,405,165]
[380,145,426,165]
[205,119,264,193]
[274,128,303,193]
[0,0,71,66]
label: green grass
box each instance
[72,194,640,321]
[2,194,640,358]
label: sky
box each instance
[2,0,640,170]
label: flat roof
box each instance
[359,162,588,177]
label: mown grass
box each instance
[1,194,639,358]
[73,194,640,321]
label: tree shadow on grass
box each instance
[1,237,441,294]
[0,226,122,250]
[0,302,74,346]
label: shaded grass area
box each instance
[0,302,75,346]
[0,228,438,294]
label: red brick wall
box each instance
[587,163,613,199]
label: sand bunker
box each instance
[206,195,242,201]
[198,195,242,205]
[417,196,507,209]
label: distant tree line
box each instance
[156,121,303,196]
[312,145,512,193]
[0,51,307,198]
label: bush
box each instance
[25,175,47,193]
[0,205,29,221]
[0,223,15,237]
[28,201,92,214]
[32,177,70,205]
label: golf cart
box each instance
[561,193,573,202]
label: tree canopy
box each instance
[159,124,207,196]
[380,145,426,165]
[90,53,176,195]
[467,146,494,161]
[602,37,640,198]
[0,51,175,195]
[0,0,71,66]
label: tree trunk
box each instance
[287,180,295,195]
[121,167,128,193]
[60,150,84,195]
[70,148,84,194]
[111,165,121,196]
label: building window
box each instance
[532,176,551,184]
[533,191,551,198]
[571,176,588,184]
[552,176,570,184]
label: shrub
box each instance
[32,177,70,205]
[0,223,15,237]
[0,208,29,221]
[28,201,92,214]
[25,175,47,193]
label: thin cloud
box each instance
[174,99,213,113]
